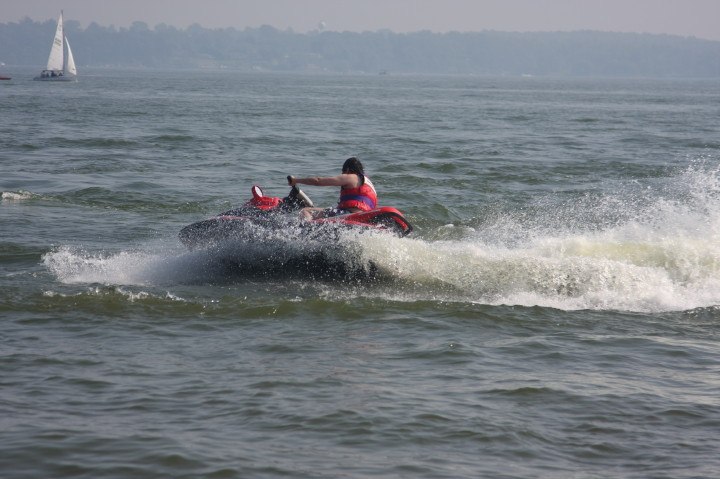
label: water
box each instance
[2,67,720,478]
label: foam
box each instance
[1,190,37,201]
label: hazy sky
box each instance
[3,0,719,41]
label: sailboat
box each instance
[34,11,77,82]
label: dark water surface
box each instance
[2,68,720,478]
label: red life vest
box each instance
[338,175,377,211]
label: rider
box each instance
[287,157,378,220]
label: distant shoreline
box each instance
[3,21,719,77]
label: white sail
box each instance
[65,37,77,76]
[34,10,78,81]
[45,12,65,71]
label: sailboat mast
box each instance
[60,10,66,72]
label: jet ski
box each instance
[179,182,413,250]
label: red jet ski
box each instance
[179,182,413,250]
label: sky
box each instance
[3,0,719,41]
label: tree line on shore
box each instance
[2,18,719,77]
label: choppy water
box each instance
[2,67,720,478]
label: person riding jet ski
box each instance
[287,157,377,220]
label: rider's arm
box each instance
[288,174,358,188]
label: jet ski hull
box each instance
[179,207,412,250]
[178,185,413,251]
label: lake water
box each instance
[2,67,720,478]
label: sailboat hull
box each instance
[33,74,77,82]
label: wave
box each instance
[362,234,720,312]
[42,161,720,313]
[366,160,720,311]
[2,190,38,201]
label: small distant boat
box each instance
[0,76,11,81]
[34,11,77,82]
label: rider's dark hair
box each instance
[342,157,364,175]
[342,157,366,185]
